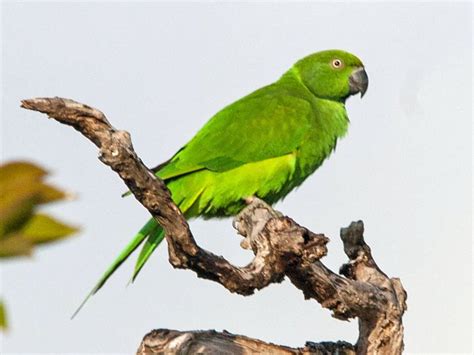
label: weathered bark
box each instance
[21,97,407,354]
[137,329,355,354]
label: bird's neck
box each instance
[278,68,349,131]
[278,68,350,177]
[279,67,347,105]
[279,66,347,104]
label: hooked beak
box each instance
[349,67,369,98]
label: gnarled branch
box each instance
[137,329,355,354]
[21,97,406,354]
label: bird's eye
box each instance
[331,59,343,69]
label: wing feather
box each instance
[157,91,312,180]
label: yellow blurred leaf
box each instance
[0,184,38,238]
[0,161,68,205]
[0,300,7,331]
[0,214,78,258]
[0,161,80,331]
[36,183,68,204]
[20,213,78,244]
[0,161,47,185]
[0,162,72,237]
[0,234,33,258]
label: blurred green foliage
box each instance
[0,161,79,330]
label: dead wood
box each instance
[22,97,406,354]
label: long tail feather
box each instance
[131,227,166,282]
[71,218,157,319]
[130,192,200,283]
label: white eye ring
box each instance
[332,59,343,69]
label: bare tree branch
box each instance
[21,97,407,354]
[137,329,356,354]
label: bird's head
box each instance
[294,49,368,102]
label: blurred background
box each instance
[1,2,472,353]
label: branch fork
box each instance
[21,97,406,354]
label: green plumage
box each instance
[73,49,367,316]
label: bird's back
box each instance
[157,69,349,218]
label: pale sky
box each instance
[1,2,472,354]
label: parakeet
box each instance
[73,49,368,316]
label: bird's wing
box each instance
[156,91,312,180]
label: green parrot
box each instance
[73,49,368,316]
